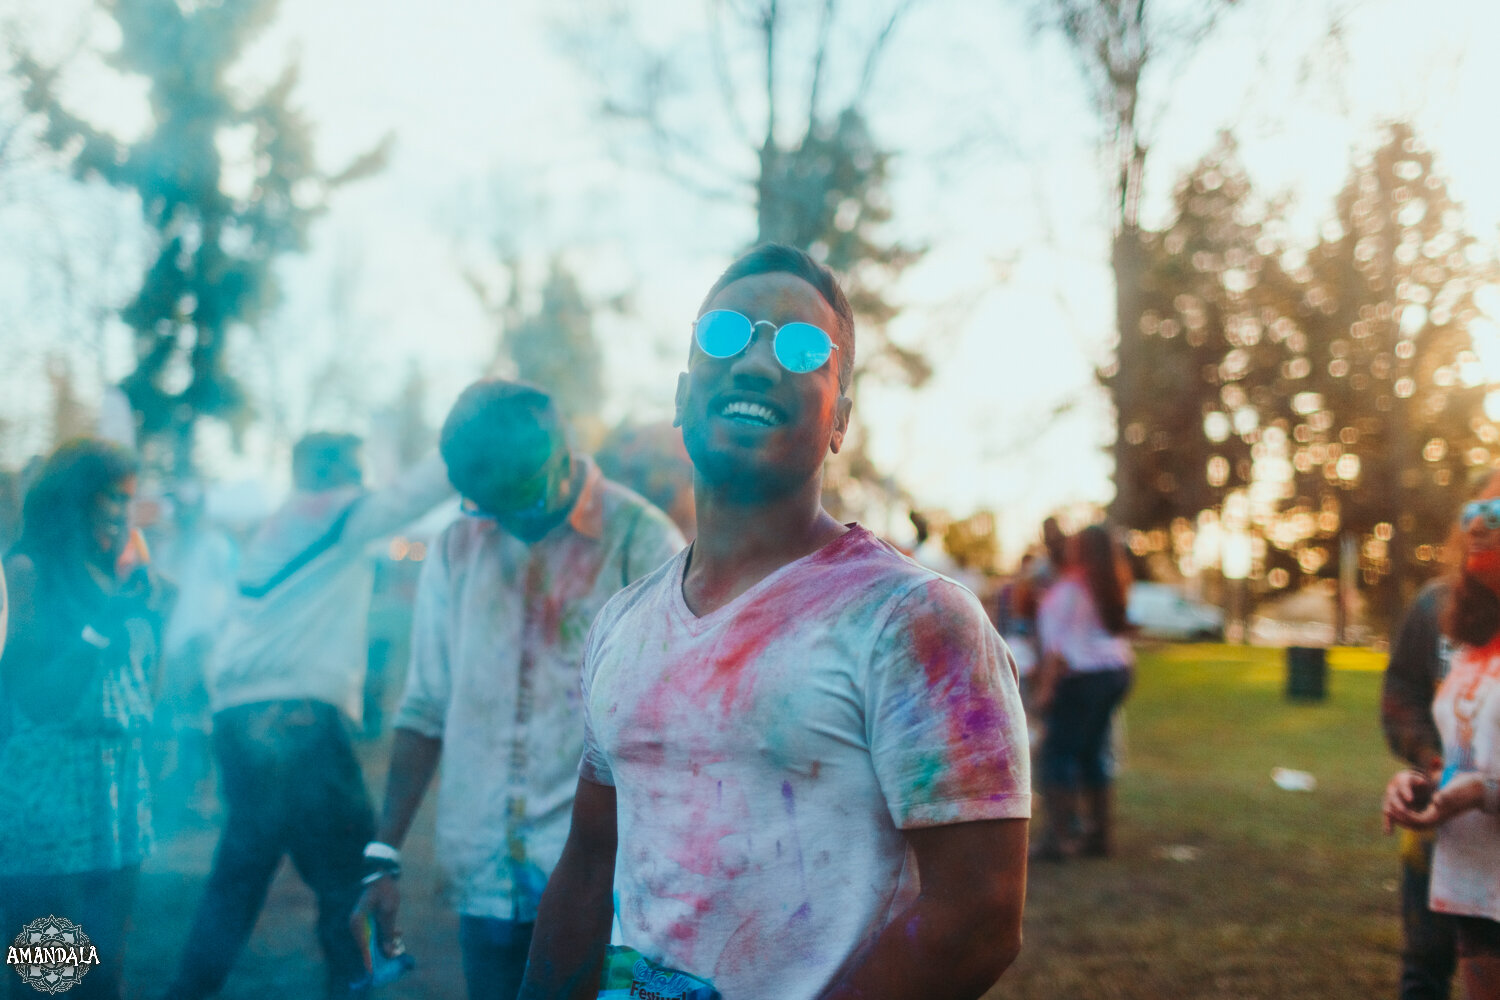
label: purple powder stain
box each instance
[781,779,796,816]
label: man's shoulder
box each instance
[831,526,984,616]
[589,549,683,641]
[430,514,508,567]
[1414,576,1451,611]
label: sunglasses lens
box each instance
[695,310,753,359]
[774,323,835,373]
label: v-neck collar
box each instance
[669,524,866,633]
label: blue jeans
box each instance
[459,915,535,1000]
[1401,835,1457,1000]
[1041,668,1131,789]
[168,700,375,1000]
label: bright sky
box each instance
[4,0,1500,560]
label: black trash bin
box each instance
[1286,646,1328,701]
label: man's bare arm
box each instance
[351,727,443,954]
[519,777,618,1000]
[817,818,1028,1000]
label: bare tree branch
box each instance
[855,0,920,105]
[806,0,836,124]
[762,0,778,145]
[709,0,756,148]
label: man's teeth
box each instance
[720,400,781,425]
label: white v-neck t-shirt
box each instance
[579,525,1031,1000]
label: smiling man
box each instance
[353,380,683,1000]
[520,244,1031,1000]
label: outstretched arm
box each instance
[816,818,1028,1000]
[519,777,618,1000]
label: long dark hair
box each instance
[11,438,139,599]
[1442,471,1500,647]
[1076,523,1129,635]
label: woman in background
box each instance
[1032,522,1134,861]
[0,439,167,1000]
[1385,471,1500,1000]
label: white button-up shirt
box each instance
[394,458,685,918]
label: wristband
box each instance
[361,867,400,886]
[363,842,401,865]
[1483,776,1500,816]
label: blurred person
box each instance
[1382,574,1458,1000]
[361,551,417,740]
[1384,471,1500,1000]
[595,420,698,540]
[909,509,985,595]
[520,244,1030,1000]
[352,380,683,1000]
[0,439,169,1000]
[164,432,452,1000]
[997,552,1040,681]
[1031,523,1134,861]
[152,482,239,824]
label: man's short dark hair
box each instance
[440,379,563,492]
[292,433,363,491]
[699,243,856,392]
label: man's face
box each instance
[675,271,851,501]
[454,435,572,543]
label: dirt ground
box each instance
[122,733,467,1000]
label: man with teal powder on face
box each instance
[519,244,1032,1000]
[351,380,684,1000]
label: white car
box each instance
[1127,582,1225,642]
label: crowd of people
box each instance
[0,242,1495,1000]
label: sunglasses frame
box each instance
[1462,499,1500,531]
[692,310,839,375]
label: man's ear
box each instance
[672,373,689,428]
[828,393,853,454]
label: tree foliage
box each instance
[14,0,386,472]
[1124,123,1500,613]
[1030,0,1240,527]
[504,262,605,427]
[1276,123,1498,599]
[467,255,608,443]
[581,0,929,391]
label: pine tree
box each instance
[1280,123,1499,610]
[16,0,385,473]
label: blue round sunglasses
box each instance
[1462,499,1500,530]
[693,310,839,374]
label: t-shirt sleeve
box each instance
[864,576,1032,828]
[576,611,616,787]
[391,530,453,740]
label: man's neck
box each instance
[683,476,848,617]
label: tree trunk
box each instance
[1109,225,1148,525]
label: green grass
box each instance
[986,644,1403,1000]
